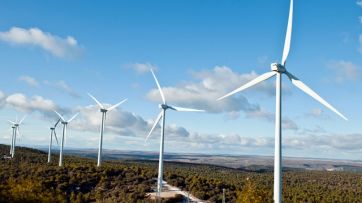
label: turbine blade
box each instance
[145,111,163,142]
[67,113,79,123]
[169,106,205,112]
[54,118,61,128]
[54,110,66,122]
[107,98,128,111]
[150,69,166,104]
[217,71,276,101]
[87,93,104,109]
[281,0,293,66]
[286,71,348,120]
[54,130,59,146]
[18,115,27,125]
[8,120,15,125]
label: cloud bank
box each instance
[147,66,277,115]
[0,27,82,58]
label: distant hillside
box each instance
[62,148,362,173]
[1,144,362,203]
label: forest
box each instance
[0,144,361,203]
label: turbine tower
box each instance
[54,111,79,167]
[9,126,15,155]
[48,118,61,163]
[217,0,347,202]
[146,69,204,197]
[87,93,127,167]
[8,115,27,158]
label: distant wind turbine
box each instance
[8,115,27,158]
[9,126,15,155]
[54,111,79,167]
[146,69,204,197]
[88,93,127,167]
[217,0,347,202]
[48,118,61,163]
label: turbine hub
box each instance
[159,104,168,110]
[271,63,286,73]
[100,109,107,113]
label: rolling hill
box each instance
[1,144,361,202]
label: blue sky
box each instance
[0,0,361,160]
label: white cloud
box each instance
[0,89,357,157]
[126,62,157,74]
[147,66,278,116]
[305,108,331,120]
[0,93,69,120]
[282,118,298,131]
[308,108,323,117]
[71,104,154,137]
[145,66,298,128]
[183,132,362,153]
[327,60,360,83]
[5,93,61,118]
[0,27,82,58]
[68,104,191,145]
[189,132,274,148]
[357,0,362,7]
[66,108,275,150]
[18,75,39,87]
[245,108,298,130]
[245,108,273,121]
[44,80,80,98]
[285,133,362,151]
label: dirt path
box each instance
[147,181,205,202]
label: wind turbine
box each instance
[54,111,79,167]
[87,93,127,167]
[146,69,204,197]
[48,118,61,163]
[9,126,15,155]
[217,0,347,202]
[7,115,27,158]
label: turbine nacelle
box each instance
[271,63,286,73]
[50,127,55,130]
[88,93,127,113]
[100,109,107,113]
[159,104,169,110]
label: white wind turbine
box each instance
[146,69,204,196]
[8,115,27,158]
[9,126,15,155]
[54,111,79,167]
[217,0,347,202]
[48,118,61,163]
[88,93,127,167]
